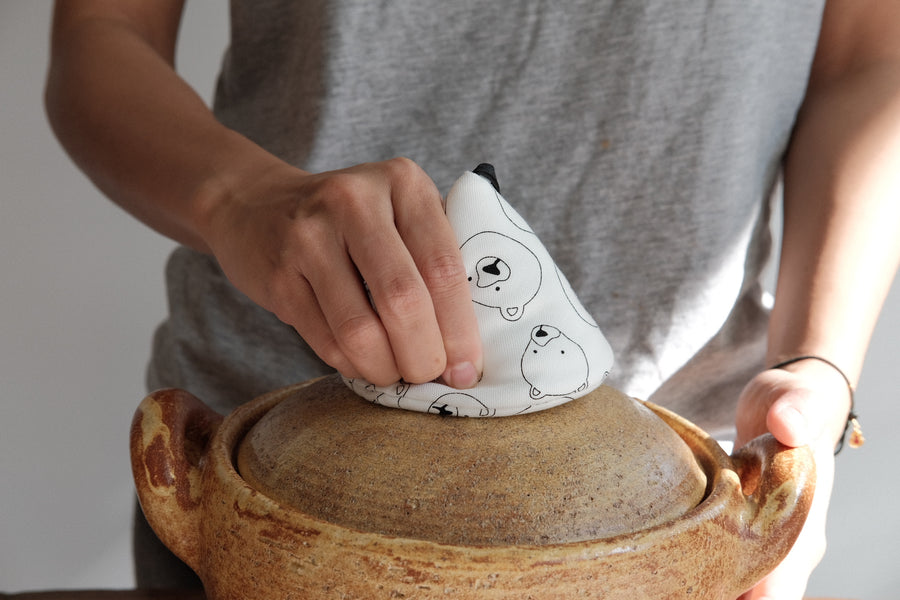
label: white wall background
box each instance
[1,2,897,597]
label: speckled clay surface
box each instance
[131,375,815,599]
[236,376,707,546]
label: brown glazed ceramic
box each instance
[236,376,708,546]
[131,374,815,600]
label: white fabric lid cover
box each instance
[343,164,614,416]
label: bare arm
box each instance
[45,1,483,388]
[770,0,900,390]
[46,0,235,251]
[735,2,900,597]
[737,0,900,449]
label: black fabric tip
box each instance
[473,163,500,193]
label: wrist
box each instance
[769,355,854,392]
[190,136,305,254]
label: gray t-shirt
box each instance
[148,0,825,439]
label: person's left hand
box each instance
[732,358,853,600]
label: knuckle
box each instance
[333,312,384,352]
[421,251,467,296]
[384,156,421,179]
[376,274,430,320]
[385,157,439,200]
[314,174,367,212]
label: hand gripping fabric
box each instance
[343,164,614,416]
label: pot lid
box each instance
[236,375,708,546]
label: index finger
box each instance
[391,170,483,389]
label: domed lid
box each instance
[236,375,708,546]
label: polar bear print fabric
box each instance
[343,164,614,416]
[461,232,541,321]
[521,324,590,400]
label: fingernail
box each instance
[444,362,480,389]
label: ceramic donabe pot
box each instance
[130,375,814,599]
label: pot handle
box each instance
[730,434,816,589]
[130,388,223,571]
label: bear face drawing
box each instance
[521,325,589,400]
[460,231,541,321]
[428,392,495,417]
[347,379,410,408]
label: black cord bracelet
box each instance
[770,355,865,455]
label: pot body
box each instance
[131,379,815,600]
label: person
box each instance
[45,1,900,598]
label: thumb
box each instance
[765,388,821,448]
[735,367,831,449]
[763,358,854,450]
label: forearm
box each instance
[771,62,900,386]
[44,7,289,252]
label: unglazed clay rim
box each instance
[212,377,737,560]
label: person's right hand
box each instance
[199,157,483,389]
